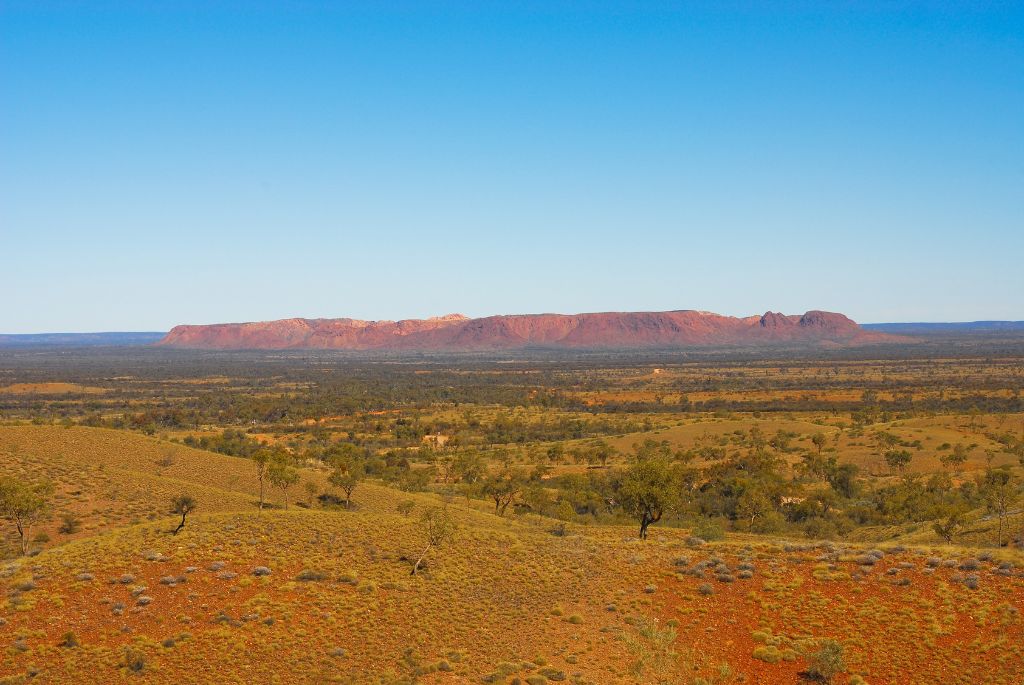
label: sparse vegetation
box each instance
[0,346,1022,683]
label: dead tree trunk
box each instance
[411,544,431,575]
[639,509,661,540]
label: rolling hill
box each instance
[2,425,1022,684]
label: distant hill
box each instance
[157,309,905,350]
[863,321,1024,334]
[0,332,165,347]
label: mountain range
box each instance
[155,309,903,350]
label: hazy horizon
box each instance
[3,3,1022,333]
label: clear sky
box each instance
[2,2,1022,332]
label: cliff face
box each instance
[157,309,905,350]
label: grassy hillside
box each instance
[1,426,1023,684]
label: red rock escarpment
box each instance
[158,309,905,350]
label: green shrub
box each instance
[120,646,146,673]
[752,646,782,663]
[693,519,725,541]
[807,640,845,684]
[59,514,81,535]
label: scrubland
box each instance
[1,346,1023,683]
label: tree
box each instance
[770,429,795,452]
[807,640,845,684]
[482,470,523,516]
[980,467,1018,547]
[798,451,833,482]
[303,480,318,505]
[811,432,827,455]
[586,439,616,468]
[252,450,270,511]
[171,494,196,535]
[873,431,900,462]
[884,449,913,474]
[546,443,565,463]
[328,456,364,509]
[411,506,456,575]
[826,463,860,499]
[0,477,53,555]
[633,438,673,461]
[933,511,964,544]
[736,487,772,532]
[618,457,678,540]
[453,451,485,484]
[267,452,300,509]
[940,443,970,471]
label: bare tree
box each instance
[411,506,456,576]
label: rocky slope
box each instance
[157,309,905,350]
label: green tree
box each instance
[0,477,53,555]
[940,443,970,471]
[811,432,828,455]
[798,451,833,482]
[453,451,485,484]
[874,430,900,459]
[482,470,523,516]
[328,456,364,509]
[826,463,860,499]
[884,449,913,474]
[979,467,1018,547]
[252,450,270,511]
[171,494,196,535]
[736,487,772,532]
[303,480,318,505]
[546,443,565,463]
[933,511,964,544]
[633,438,673,461]
[586,439,616,467]
[267,452,300,509]
[618,457,679,540]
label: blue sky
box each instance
[2,2,1022,332]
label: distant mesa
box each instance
[157,309,907,350]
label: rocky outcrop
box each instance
[158,309,905,350]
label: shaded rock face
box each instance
[158,309,906,350]
[759,312,796,329]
